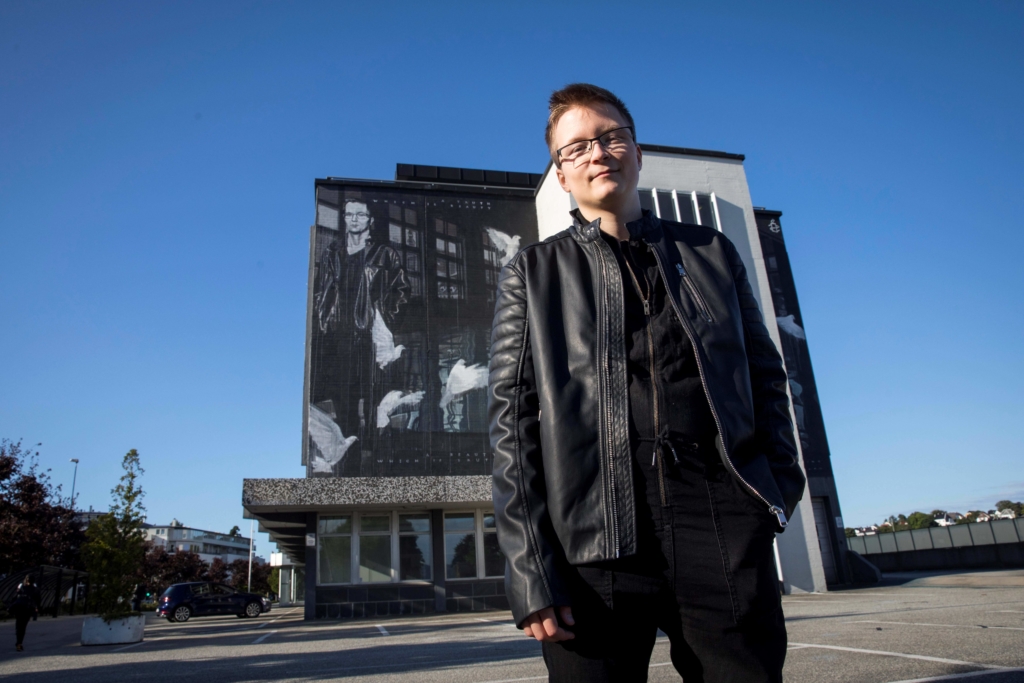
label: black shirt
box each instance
[600,230,718,451]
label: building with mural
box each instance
[242,146,848,620]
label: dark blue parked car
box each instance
[157,582,267,622]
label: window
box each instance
[318,511,432,585]
[387,201,424,299]
[434,219,465,299]
[482,513,504,577]
[445,513,477,579]
[445,510,505,580]
[316,510,499,585]
[318,515,352,584]
[359,515,392,583]
[481,230,504,302]
[399,514,432,580]
[639,188,719,230]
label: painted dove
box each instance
[372,308,405,369]
[308,404,357,473]
[486,227,521,268]
[776,314,806,340]
[440,359,489,408]
[376,390,425,429]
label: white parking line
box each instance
[251,630,277,644]
[474,661,677,683]
[848,620,1024,632]
[788,643,1006,670]
[476,618,519,630]
[884,668,1024,683]
[112,640,149,652]
[256,617,281,629]
[375,624,389,636]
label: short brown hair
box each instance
[545,83,635,162]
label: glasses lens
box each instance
[560,141,591,162]
[345,212,370,220]
[600,129,632,151]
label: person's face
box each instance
[344,202,372,235]
[552,102,642,212]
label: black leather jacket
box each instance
[488,211,805,626]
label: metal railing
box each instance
[848,519,1024,555]
[0,566,88,618]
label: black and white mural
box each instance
[305,182,538,477]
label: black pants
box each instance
[542,443,786,682]
[14,613,30,647]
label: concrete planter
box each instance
[81,614,145,646]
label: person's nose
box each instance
[589,139,611,161]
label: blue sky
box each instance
[2,1,1022,554]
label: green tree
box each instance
[268,567,280,597]
[906,512,935,530]
[228,525,240,537]
[995,500,1024,515]
[844,528,857,538]
[83,449,147,620]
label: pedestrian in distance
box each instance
[489,83,806,682]
[10,574,41,652]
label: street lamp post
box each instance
[69,459,79,508]
[247,519,254,592]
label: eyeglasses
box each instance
[556,126,635,168]
[344,212,370,221]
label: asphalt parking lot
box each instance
[0,569,1022,682]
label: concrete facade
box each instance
[533,146,830,594]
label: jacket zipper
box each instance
[595,243,622,557]
[622,247,668,507]
[676,263,714,323]
[657,250,787,528]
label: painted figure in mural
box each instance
[312,199,410,475]
[489,84,805,681]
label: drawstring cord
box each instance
[638,432,701,467]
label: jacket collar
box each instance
[569,208,660,243]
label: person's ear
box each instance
[556,166,571,194]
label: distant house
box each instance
[994,509,1018,520]
[967,511,992,523]
[144,518,254,564]
[934,512,964,527]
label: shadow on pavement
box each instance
[0,636,542,683]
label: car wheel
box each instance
[173,605,192,623]
[244,601,262,618]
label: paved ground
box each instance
[0,569,1022,682]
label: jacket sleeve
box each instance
[723,238,806,519]
[488,261,571,627]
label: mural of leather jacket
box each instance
[488,210,806,626]
[315,239,410,333]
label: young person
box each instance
[10,574,41,652]
[488,83,806,682]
